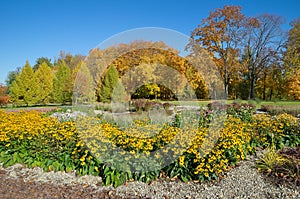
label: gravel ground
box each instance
[0,157,299,199]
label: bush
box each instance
[226,102,256,122]
[250,113,300,149]
[131,99,172,113]
[131,99,147,112]
[207,102,256,122]
[0,96,10,107]
[207,101,227,111]
[256,147,300,186]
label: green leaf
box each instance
[105,175,111,186]
[181,175,189,182]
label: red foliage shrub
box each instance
[0,95,10,107]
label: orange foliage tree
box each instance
[188,5,249,99]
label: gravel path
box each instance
[0,157,299,199]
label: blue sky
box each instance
[0,0,299,84]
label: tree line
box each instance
[1,5,300,107]
[187,5,299,100]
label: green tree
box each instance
[36,62,54,104]
[53,61,72,104]
[112,81,127,102]
[5,67,21,94]
[97,66,119,102]
[10,61,40,106]
[33,57,53,71]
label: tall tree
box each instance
[286,19,300,52]
[242,14,284,99]
[5,67,21,94]
[35,62,54,104]
[186,45,224,99]
[98,66,119,103]
[284,19,300,99]
[53,61,72,104]
[10,61,40,106]
[187,5,248,98]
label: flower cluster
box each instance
[251,113,300,149]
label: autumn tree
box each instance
[53,61,72,104]
[286,69,300,100]
[185,45,223,99]
[35,62,54,104]
[188,5,248,99]
[72,61,95,104]
[86,40,178,88]
[121,62,185,100]
[286,19,300,52]
[255,62,285,100]
[242,14,284,99]
[57,51,85,72]
[107,47,208,99]
[10,61,40,106]
[87,41,208,101]
[284,19,300,99]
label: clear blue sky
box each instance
[0,0,299,84]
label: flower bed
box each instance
[0,106,299,187]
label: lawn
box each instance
[167,100,300,109]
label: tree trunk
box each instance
[263,72,266,100]
[250,75,256,100]
[224,81,228,99]
[224,64,229,99]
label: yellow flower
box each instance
[179,155,185,167]
[80,156,86,162]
